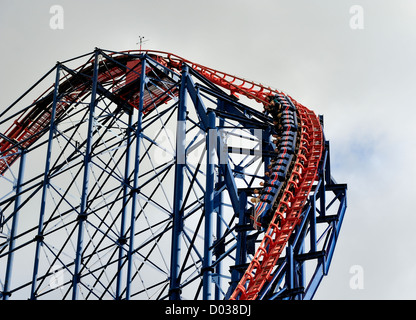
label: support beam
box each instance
[126,56,147,300]
[202,110,216,300]
[286,244,294,291]
[227,191,248,298]
[30,63,61,299]
[115,111,133,300]
[72,50,100,300]
[169,64,188,300]
[2,149,26,300]
[214,110,226,300]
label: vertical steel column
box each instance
[214,177,223,300]
[116,111,133,300]
[2,149,26,300]
[125,56,147,300]
[229,191,247,294]
[320,147,328,216]
[214,112,225,300]
[30,63,61,299]
[309,191,317,253]
[263,126,271,172]
[286,244,294,291]
[298,241,306,299]
[203,111,216,300]
[72,50,100,300]
[169,64,188,300]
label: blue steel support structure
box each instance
[0,49,347,300]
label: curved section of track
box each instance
[0,49,324,300]
[230,98,323,300]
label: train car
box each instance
[250,94,301,230]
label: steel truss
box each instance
[0,49,346,300]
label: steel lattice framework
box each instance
[0,49,347,300]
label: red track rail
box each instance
[0,91,83,175]
[0,50,324,299]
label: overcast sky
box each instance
[1,0,416,299]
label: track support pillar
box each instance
[125,56,147,300]
[2,148,26,300]
[116,110,134,300]
[72,49,100,300]
[169,64,188,300]
[203,110,216,300]
[30,63,61,300]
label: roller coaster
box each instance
[0,49,347,300]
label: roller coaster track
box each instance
[230,101,323,300]
[0,49,342,300]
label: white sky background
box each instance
[1,0,416,299]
